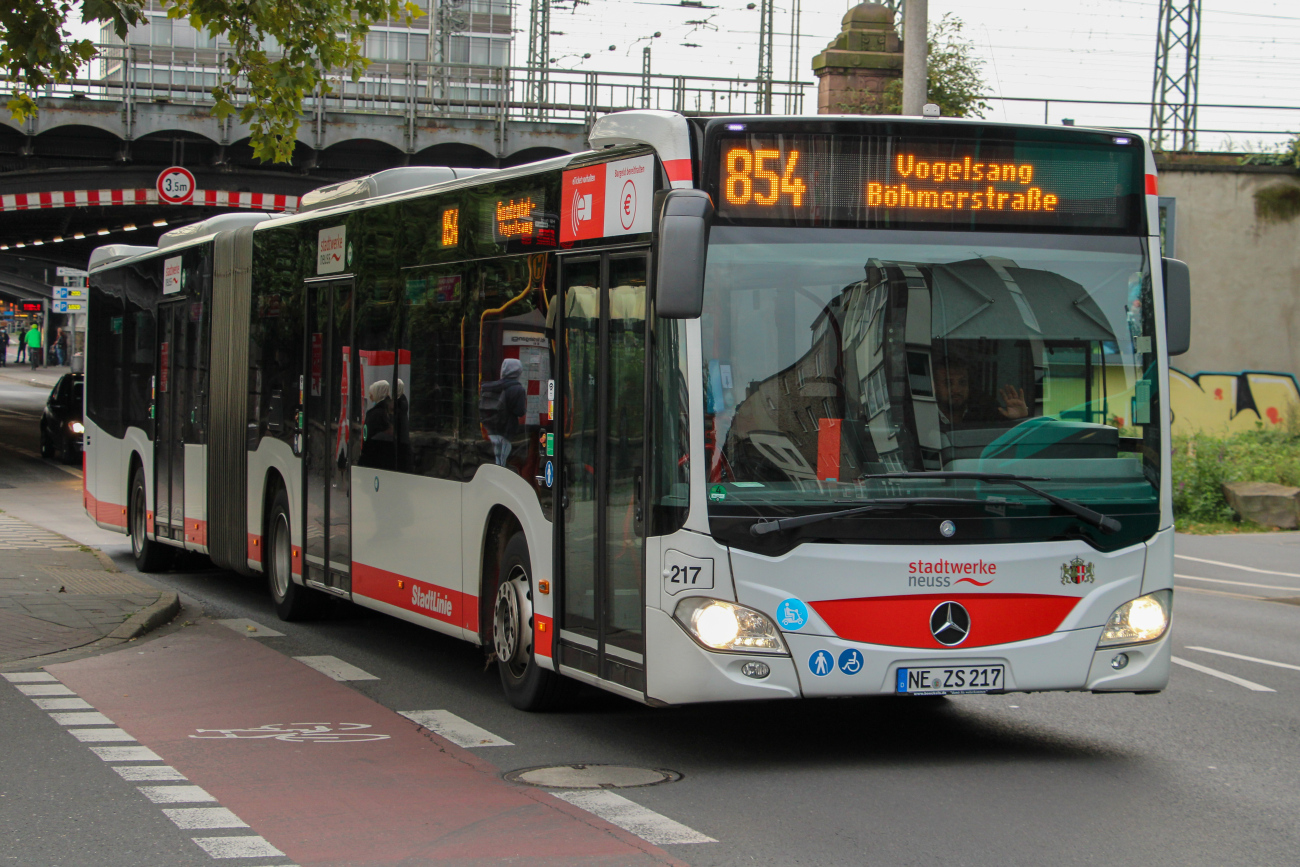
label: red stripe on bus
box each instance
[83,490,128,528]
[185,518,207,547]
[1145,174,1158,195]
[247,533,263,567]
[663,158,693,182]
[817,418,842,481]
[353,562,468,629]
[811,593,1080,649]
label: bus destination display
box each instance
[713,133,1141,232]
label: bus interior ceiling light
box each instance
[674,598,787,653]
[1114,136,1132,145]
[1099,590,1171,647]
[727,124,746,131]
[153,219,168,227]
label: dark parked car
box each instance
[41,373,83,465]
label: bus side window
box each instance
[398,263,465,480]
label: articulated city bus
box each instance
[84,110,1188,709]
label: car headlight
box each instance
[1098,590,1172,647]
[70,421,84,434]
[674,598,788,655]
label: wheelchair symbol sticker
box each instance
[838,648,864,675]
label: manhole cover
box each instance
[505,764,681,789]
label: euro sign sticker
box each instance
[777,597,808,631]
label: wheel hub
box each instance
[493,566,534,676]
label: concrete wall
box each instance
[1160,162,1300,378]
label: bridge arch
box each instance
[502,146,572,168]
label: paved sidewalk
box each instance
[0,511,178,665]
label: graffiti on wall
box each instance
[1170,369,1300,435]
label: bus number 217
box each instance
[667,565,703,585]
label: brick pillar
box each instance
[812,3,903,115]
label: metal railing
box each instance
[23,44,808,131]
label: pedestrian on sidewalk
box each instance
[25,322,42,370]
[54,327,68,367]
[0,326,8,366]
[14,325,25,363]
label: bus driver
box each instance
[931,355,1029,428]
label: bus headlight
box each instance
[1098,590,1172,647]
[674,598,788,654]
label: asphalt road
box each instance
[3,378,1300,866]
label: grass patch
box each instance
[1173,423,1300,531]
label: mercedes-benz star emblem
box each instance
[929,601,971,646]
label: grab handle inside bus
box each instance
[655,189,714,319]
[1162,257,1190,356]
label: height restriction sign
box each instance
[157,166,196,205]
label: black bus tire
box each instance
[129,467,173,573]
[266,486,322,621]
[493,532,569,711]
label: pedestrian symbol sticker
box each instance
[808,650,834,677]
[838,648,864,675]
[777,598,808,631]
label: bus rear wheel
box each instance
[129,467,173,573]
[493,532,567,711]
[266,487,321,621]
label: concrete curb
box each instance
[107,592,181,641]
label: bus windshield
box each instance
[700,227,1161,552]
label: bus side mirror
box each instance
[1162,257,1190,356]
[655,189,713,319]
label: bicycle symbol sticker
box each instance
[190,723,390,743]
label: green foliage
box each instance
[2,1,143,121]
[2,0,423,164]
[1238,134,1300,169]
[1172,426,1300,524]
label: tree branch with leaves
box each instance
[2,0,422,164]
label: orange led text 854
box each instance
[724,148,807,207]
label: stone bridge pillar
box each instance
[812,3,903,115]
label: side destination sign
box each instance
[560,154,655,244]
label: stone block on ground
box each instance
[1222,481,1300,529]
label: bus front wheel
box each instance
[493,532,567,711]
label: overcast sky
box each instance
[69,0,1299,150]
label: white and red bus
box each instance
[84,110,1187,708]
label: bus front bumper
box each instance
[645,607,1171,705]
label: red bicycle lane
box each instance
[49,623,689,867]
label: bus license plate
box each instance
[896,665,1004,695]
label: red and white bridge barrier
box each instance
[0,189,300,213]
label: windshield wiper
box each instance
[749,498,981,537]
[863,471,1122,535]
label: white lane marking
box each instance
[49,711,114,726]
[1171,656,1276,692]
[1188,646,1300,673]
[218,618,285,638]
[69,727,135,742]
[162,807,248,830]
[1176,554,1300,579]
[3,672,56,682]
[293,655,379,681]
[399,710,514,748]
[138,785,217,804]
[1176,573,1300,593]
[551,790,716,845]
[1177,586,1264,601]
[31,697,93,710]
[191,836,285,859]
[90,745,162,762]
[114,765,188,782]
[16,684,75,696]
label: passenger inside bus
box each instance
[931,355,1029,429]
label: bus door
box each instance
[154,302,187,541]
[556,250,648,693]
[303,278,357,595]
